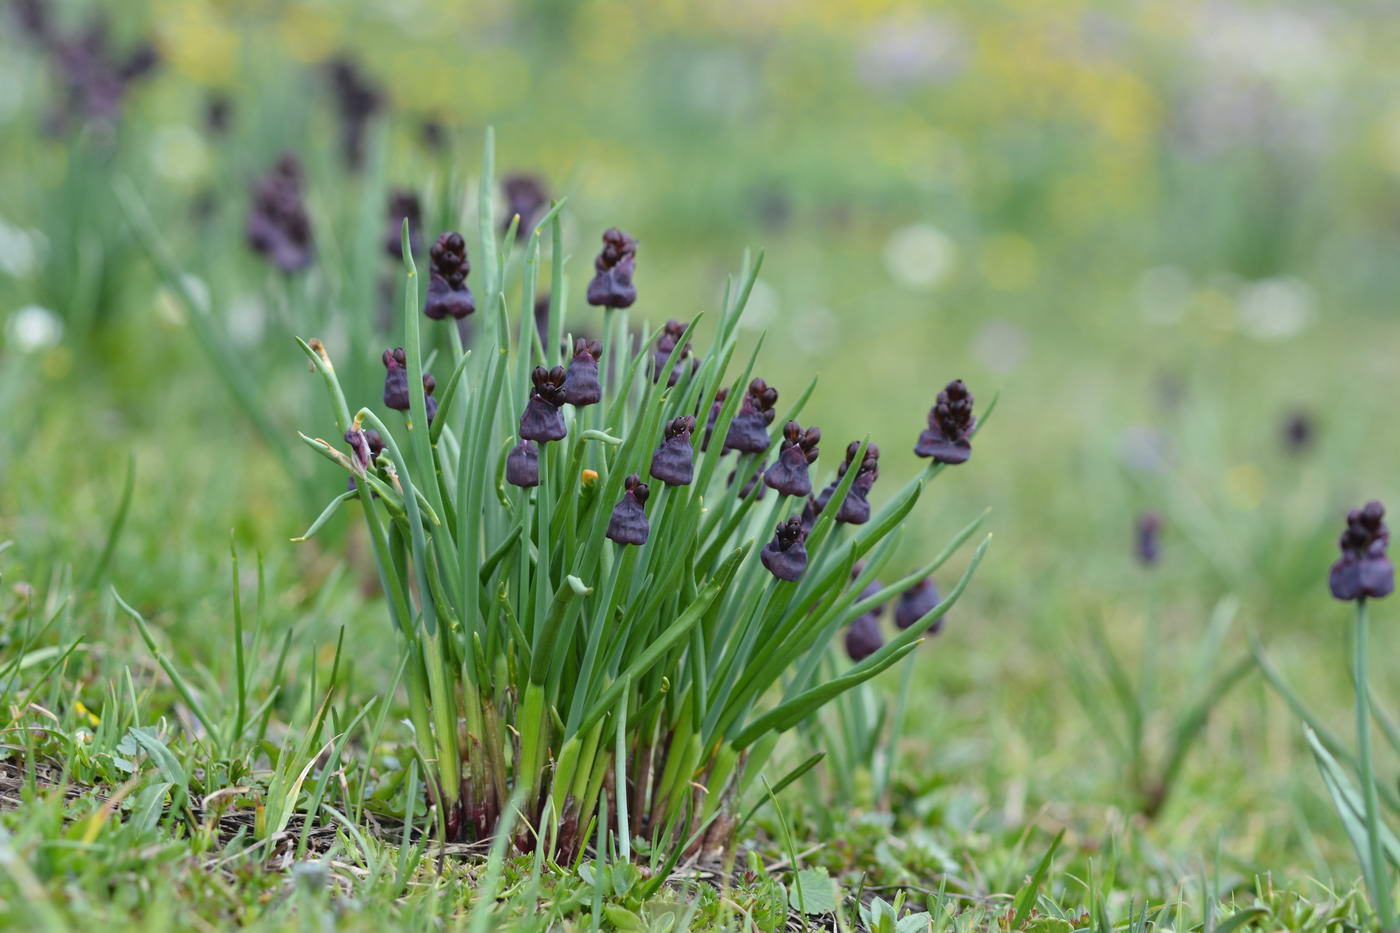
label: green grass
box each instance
[4,0,1400,929]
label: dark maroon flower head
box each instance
[325,56,383,172]
[650,415,696,486]
[702,388,729,452]
[385,190,422,259]
[895,577,943,633]
[420,117,446,152]
[502,174,549,240]
[724,378,779,454]
[818,442,880,525]
[506,439,540,488]
[204,92,231,135]
[761,516,809,582]
[344,427,384,472]
[563,338,604,407]
[247,154,313,273]
[915,379,976,465]
[1135,512,1162,566]
[587,228,637,309]
[1330,501,1394,602]
[606,474,651,546]
[765,421,821,497]
[520,365,568,442]
[381,348,437,414]
[845,613,885,662]
[424,232,476,320]
[652,319,696,386]
[1282,409,1315,455]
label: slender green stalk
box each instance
[1355,600,1395,928]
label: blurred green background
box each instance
[4,0,1400,892]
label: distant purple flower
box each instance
[1282,409,1315,455]
[652,320,696,386]
[563,338,604,407]
[519,365,568,442]
[845,613,884,662]
[701,388,729,451]
[1330,501,1394,602]
[764,421,820,497]
[31,12,159,132]
[203,92,232,135]
[728,463,769,501]
[587,228,637,309]
[424,232,475,320]
[607,474,651,546]
[724,378,779,454]
[247,155,314,273]
[419,117,447,152]
[1135,512,1162,566]
[915,379,975,464]
[502,174,549,240]
[817,442,880,525]
[651,415,696,486]
[506,440,540,488]
[325,56,383,172]
[761,516,809,582]
[895,577,942,633]
[385,190,422,259]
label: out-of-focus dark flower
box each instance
[844,613,884,662]
[203,92,232,135]
[11,0,52,44]
[607,474,650,546]
[765,421,820,497]
[651,416,696,486]
[1135,512,1162,566]
[420,117,446,152]
[895,577,942,633]
[563,338,604,406]
[587,228,637,309]
[424,232,475,320]
[325,56,383,172]
[520,365,568,442]
[702,388,729,451]
[502,174,549,240]
[915,379,975,464]
[506,439,540,488]
[247,155,314,273]
[652,320,696,386]
[385,190,422,259]
[32,14,160,133]
[381,348,437,417]
[724,378,779,454]
[761,516,809,582]
[817,442,880,524]
[1330,501,1394,602]
[1282,409,1315,455]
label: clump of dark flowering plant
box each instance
[423,232,475,321]
[293,133,990,864]
[587,227,638,309]
[325,56,383,172]
[247,155,314,273]
[915,379,976,464]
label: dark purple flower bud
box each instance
[424,232,476,320]
[818,442,879,525]
[844,613,884,662]
[1330,501,1394,602]
[895,577,943,633]
[385,189,422,259]
[915,379,976,465]
[724,378,779,454]
[420,117,447,152]
[702,388,729,452]
[563,338,604,407]
[119,42,158,81]
[344,426,385,472]
[519,365,568,442]
[652,320,696,386]
[1135,512,1162,566]
[325,56,383,172]
[203,92,232,135]
[247,154,314,273]
[761,516,809,582]
[606,475,650,546]
[1282,409,1315,455]
[502,174,549,240]
[587,228,638,309]
[382,348,409,410]
[650,416,696,486]
[764,421,820,497]
[506,439,540,488]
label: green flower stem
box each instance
[1356,600,1395,929]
